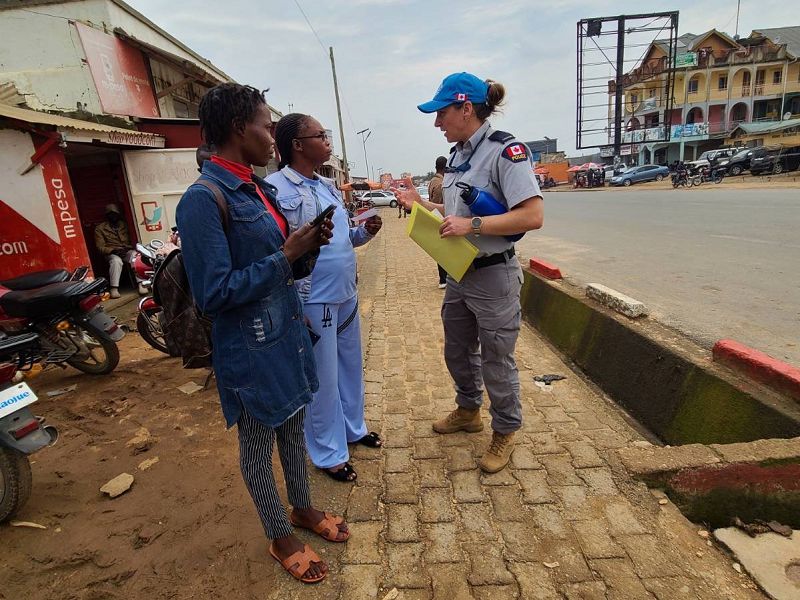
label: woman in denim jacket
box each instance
[267,114,383,483]
[176,84,347,584]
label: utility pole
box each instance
[735,0,741,38]
[613,16,625,163]
[329,46,350,185]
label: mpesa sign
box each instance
[51,178,78,239]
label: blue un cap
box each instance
[417,72,489,113]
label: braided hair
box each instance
[198,83,266,147]
[274,113,310,169]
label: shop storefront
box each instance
[0,104,181,283]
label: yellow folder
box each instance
[406,203,478,282]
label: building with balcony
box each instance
[608,26,800,165]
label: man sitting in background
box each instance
[94,203,140,298]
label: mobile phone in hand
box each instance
[309,204,336,228]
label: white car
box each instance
[361,190,398,207]
[416,186,430,200]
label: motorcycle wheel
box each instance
[64,322,120,375]
[137,309,170,355]
[690,176,702,187]
[0,448,32,523]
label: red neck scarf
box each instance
[209,155,287,237]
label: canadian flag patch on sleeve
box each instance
[502,143,529,163]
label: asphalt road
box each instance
[516,187,800,366]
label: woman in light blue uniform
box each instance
[267,114,383,482]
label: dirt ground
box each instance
[0,305,303,600]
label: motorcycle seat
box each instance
[0,279,107,318]
[0,269,71,290]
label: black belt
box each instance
[472,248,515,270]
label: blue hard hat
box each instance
[417,72,489,113]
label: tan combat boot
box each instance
[432,407,483,434]
[478,431,515,473]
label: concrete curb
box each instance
[616,437,800,528]
[586,282,648,318]
[528,257,562,280]
[520,269,800,445]
[713,339,800,403]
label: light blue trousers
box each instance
[303,295,368,469]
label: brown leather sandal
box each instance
[290,511,350,543]
[268,543,327,584]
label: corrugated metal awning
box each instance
[0,104,165,148]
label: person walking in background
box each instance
[394,72,543,473]
[177,84,346,584]
[268,113,383,484]
[429,155,448,288]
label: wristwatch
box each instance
[471,216,483,236]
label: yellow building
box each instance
[610,27,800,164]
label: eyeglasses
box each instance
[294,132,329,141]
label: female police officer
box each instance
[394,72,543,473]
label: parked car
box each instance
[609,164,670,186]
[603,164,628,180]
[361,190,398,207]
[718,146,774,176]
[416,186,430,200]
[688,147,742,171]
[750,145,800,175]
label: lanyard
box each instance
[446,131,489,173]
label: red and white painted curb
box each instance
[713,339,800,402]
[529,258,562,280]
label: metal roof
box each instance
[0,103,165,146]
[751,27,800,59]
[729,119,800,135]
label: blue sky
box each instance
[127,0,790,177]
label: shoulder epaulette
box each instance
[489,130,514,143]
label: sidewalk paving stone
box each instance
[451,470,486,503]
[423,522,464,563]
[387,504,421,542]
[420,488,455,523]
[417,459,448,488]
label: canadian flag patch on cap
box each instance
[455,93,467,101]
[502,143,529,163]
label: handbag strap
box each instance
[194,177,229,233]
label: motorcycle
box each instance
[133,239,177,355]
[0,332,58,522]
[691,166,726,186]
[671,170,690,188]
[0,269,124,375]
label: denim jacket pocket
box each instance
[240,296,290,350]
[228,201,271,238]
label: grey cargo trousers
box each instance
[441,257,523,434]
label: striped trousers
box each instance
[237,407,312,539]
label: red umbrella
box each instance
[567,164,583,172]
[581,162,602,170]
[534,166,550,175]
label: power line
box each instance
[292,0,357,131]
[292,0,326,52]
